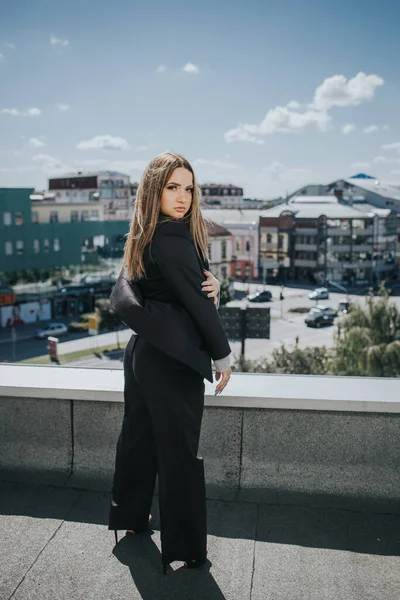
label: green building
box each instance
[0,188,129,275]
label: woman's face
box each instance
[160,167,194,219]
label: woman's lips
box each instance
[174,207,185,212]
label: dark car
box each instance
[305,312,334,328]
[246,290,273,303]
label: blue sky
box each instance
[1,0,399,198]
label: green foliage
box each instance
[234,345,330,375]
[330,286,400,377]
[234,284,400,378]
[219,279,234,306]
[95,298,121,332]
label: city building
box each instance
[205,220,232,280]
[30,198,105,224]
[202,209,272,280]
[48,171,134,220]
[200,184,244,208]
[259,195,399,285]
[0,188,129,276]
[290,174,400,213]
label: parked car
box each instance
[309,305,338,318]
[36,322,68,339]
[338,300,353,314]
[305,312,335,328]
[246,290,273,303]
[308,287,329,301]
[68,312,97,332]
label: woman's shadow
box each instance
[113,528,226,600]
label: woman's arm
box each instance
[152,222,231,362]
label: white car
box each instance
[36,322,68,339]
[308,287,329,301]
[309,305,337,318]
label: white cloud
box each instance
[31,153,69,172]
[56,103,70,111]
[362,125,379,134]
[193,158,241,170]
[76,135,130,151]
[225,72,384,143]
[50,35,69,47]
[382,142,400,154]
[157,65,166,73]
[382,125,390,130]
[261,162,311,185]
[0,107,41,117]
[341,124,356,135]
[29,137,45,148]
[182,62,199,74]
[350,161,371,169]
[5,43,15,49]
[373,155,400,165]
[312,72,383,111]
[73,158,147,172]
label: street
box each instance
[1,282,399,367]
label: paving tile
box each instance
[0,482,80,600]
[251,504,400,600]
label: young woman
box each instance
[108,151,232,573]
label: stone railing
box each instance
[1,364,399,513]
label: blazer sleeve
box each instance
[152,222,231,362]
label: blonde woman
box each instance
[108,152,232,573]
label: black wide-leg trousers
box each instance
[109,333,207,566]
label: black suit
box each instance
[108,219,231,568]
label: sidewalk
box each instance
[1,480,399,600]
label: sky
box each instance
[1,0,400,199]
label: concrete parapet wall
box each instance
[1,365,399,513]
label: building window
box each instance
[32,211,39,224]
[44,239,50,253]
[16,240,24,255]
[236,239,241,252]
[50,211,58,223]
[267,234,272,243]
[14,212,24,226]
[245,240,250,252]
[54,238,60,252]
[71,210,79,222]
[278,235,284,249]
[235,264,242,277]
[33,239,40,254]
[208,244,212,260]
[221,266,227,279]
[3,212,12,226]
[5,241,12,255]
[221,241,227,259]
[81,211,89,221]
[90,210,99,221]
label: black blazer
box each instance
[110,220,231,383]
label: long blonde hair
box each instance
[123,151,209,280]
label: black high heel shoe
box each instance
[112,513,152,545]
[162,548,208,575]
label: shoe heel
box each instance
[114,530,118,545]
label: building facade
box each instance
[0,188,130,275]
[259,196,399,285]
[48,171,134,220]
[205,221,232,280]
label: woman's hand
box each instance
[215,367,232,395]
[201,270,220,306]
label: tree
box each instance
[219,279,234,306]
[330,286,400,377]
[234,345,330,375]
[96,299,121,331]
